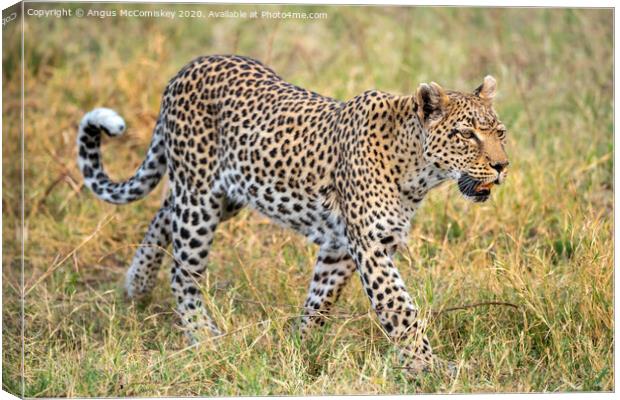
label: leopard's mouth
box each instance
[457,174,495,203]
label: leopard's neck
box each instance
[390,95,450,210]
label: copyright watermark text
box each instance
[25,7,328,21]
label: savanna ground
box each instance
[2,4,613,397]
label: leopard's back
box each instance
[161,55,347,249]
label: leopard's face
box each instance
[416,76,508,203]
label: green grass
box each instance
[2,4,613,396]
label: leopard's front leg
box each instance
[299,247,356,338]
[350,239,433,374]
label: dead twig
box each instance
[24,214,116,297]
[432,301,519,319]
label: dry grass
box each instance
[2,4,613,396]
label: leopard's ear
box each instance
[474,75,497,101]
[416,82,449,124]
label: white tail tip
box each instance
[81,108,126,136]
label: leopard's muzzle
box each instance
[457,174,495,203]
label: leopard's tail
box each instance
[77,108,166,204]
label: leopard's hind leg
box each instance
[125,195,172,299]
[170,185,240,341]
[125,194,244,300]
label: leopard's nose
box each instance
[490,160,509,173]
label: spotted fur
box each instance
[77,55,508,374]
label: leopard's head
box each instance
[416,76,508,203]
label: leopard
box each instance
[77,54,508,374]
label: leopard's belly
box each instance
[220,169,347,251]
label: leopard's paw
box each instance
[182,322,223,346]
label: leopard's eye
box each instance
[458,129,476,140]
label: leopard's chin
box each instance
[457,174,493,203]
